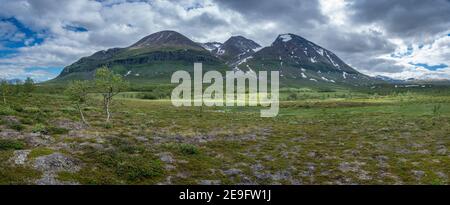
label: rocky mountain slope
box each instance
[54,30,227,82]
[210,36,261,66]
[233,33,380,86]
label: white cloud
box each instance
[366,33,450,79]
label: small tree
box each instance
[23,77,35,95]
[0,80,12,104]
[64,80,91,126]
[94,66,128,123]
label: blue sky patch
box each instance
[63,25,88,32]
[0,18,44,49]
[410,63,448,71]
[25,67,63,76]
[0,49,18,58]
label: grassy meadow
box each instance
[0,84,449,185]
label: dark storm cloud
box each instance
[346,57,405,73]
[348,0,450,37]
[186,12,229,28]
[214,0,327,28]
[320,28,396,55]
[213,0,404,75]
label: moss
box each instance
[29,148,55,159]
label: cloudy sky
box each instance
[0,0,449,81]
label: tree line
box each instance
[0,77,35,104]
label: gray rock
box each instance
[135,136,149,142]
[158,152,175,164]
[0,129,22,139]
[436,146,447,155]
[33,153,80,173]
[33,153,80,185]
[2,116,20,124]
[416,149,430,154]
[176,172,190,179]
[223,168,242,176]
[412,170,425,179]
[307,152,316,158]
[198,180,221,185]
[435,171,448,180]
[165,164,176,171]
[12,150,31,165]
[23,133,55,147]
[53,119,85,130]
[339,162,359,173]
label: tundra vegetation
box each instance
[0,72,448,185]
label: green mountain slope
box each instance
[51,30,228,84]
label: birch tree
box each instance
[94,66,128,123]
[0,80,12,104]
[64,80,91,126]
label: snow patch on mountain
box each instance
[201,42,222,51]
[217,47,225,55]
[314,47,324,56]
[279,34,292,42]
[236,56,253,66]
[325,51,340,69]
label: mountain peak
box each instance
[208,35,261,66]
[274,33,310,44]
[129,30,204,50]
[223,35,260,49]
[277,34,293,42]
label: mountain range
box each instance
[52,30,383,87]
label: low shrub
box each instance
[0,139,25,150]
[179,143,199,155]
[32,123,47,134]
[23,107,40,113]
[60,107,77,113]
[115,156,164,181]
[8,122,25,131]
[47,126,69,135]
[0,106,15,115]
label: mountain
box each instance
[375,75,405,84]
[211,36,261,66]
[129,30,204,50]
[54,30,227,83]
[52,31,381,88]
[234,33,381,87]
